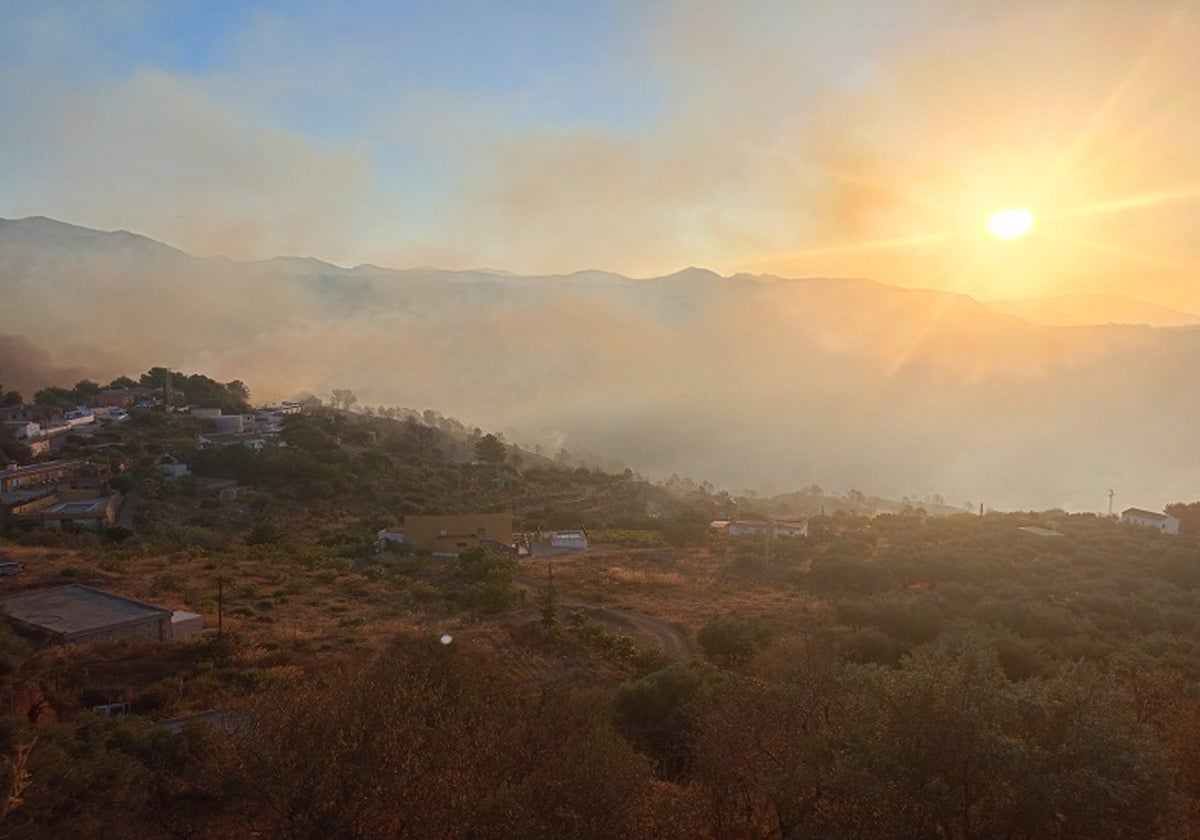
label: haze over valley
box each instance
[4,215,1197,512]
[8,5,1200,837]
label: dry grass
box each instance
[0,536,835,698]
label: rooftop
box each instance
[1019,526,1063,538]
[0,585,170,641]
[45,499,109,516]
[1123,508,1173,521]
[0,460,80,477]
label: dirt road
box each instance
[564,602,695,661]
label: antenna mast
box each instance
[1108,489,1115,517]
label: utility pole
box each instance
[541,562,557,629]
[217,577,224,638]
[1108,489,1115,517]
[764,519,773,572]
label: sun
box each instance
[985,207,1036,240]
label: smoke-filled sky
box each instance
[3,0,1200,309]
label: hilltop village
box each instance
[0,369,1197,837]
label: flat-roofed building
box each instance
[0,585,174,644]
[0,460,82,493]
[11,489,121,529]
[715,519,809,538]
[389,513,514,555]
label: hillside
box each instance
[986,293,1200,327]
[3,216,1200,511]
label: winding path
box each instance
[563,602,696,662]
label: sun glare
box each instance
[986,207,1036,240]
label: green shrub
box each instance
[697,613,772,667]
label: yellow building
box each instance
[380,512,514,555]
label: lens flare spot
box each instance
[986,207,1036,240]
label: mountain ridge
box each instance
[2,216,1198,511]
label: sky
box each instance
[3,0,1200,310]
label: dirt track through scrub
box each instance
[564,602,696,661]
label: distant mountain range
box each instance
[3,215,1198,511]
[984,294,1200,328]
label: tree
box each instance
[225,380,250,403]
[1166,501,1200,536]
[71,379,101,402]
[456,546,522,612]
[292,391,322,408]
[0,425,29,463]
[697,614,772,668]
[330,389,357,411]
[474,433,507,465]
[692,643,848,839]
[614,662,727,779]
[139,366,177,389]
[238,636,669,838]
[32,386,75,409]
[826,637,1169,838]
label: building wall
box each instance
[35,493,120,530]
[3,421,42,439]
[727,521,808,538]
[403,513,513,554]
[0,462,81,492]
[8,494,59,516]
[170,612,203,641]
[212,415,245,433]
[550,531,588,549]
[1123,512,1180,535]
[69,616,170,644]
[377,530,406,552]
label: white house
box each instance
[62,410,96,428]
[376,526,407,552]
[158,457,190,479]
[1121,508,1180,535]
[549,530,589,550]
[718,519,809,538]
[3,420,42,440]
[197,432,268,451]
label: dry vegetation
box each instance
[3,400,1200,836]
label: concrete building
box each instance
[0,460,82,493]
[376,526,407,552]
[549,530,589,550]
[16,492,121,530]
[714,519,809,538]
[171,611,203,640]
[0,585,177,644]
[378,513,514,555]
[3,420,43,440]
[197,432,268,451]
[191,408,248,434]
[158,456,191,479]
[1121,508,1180,535]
